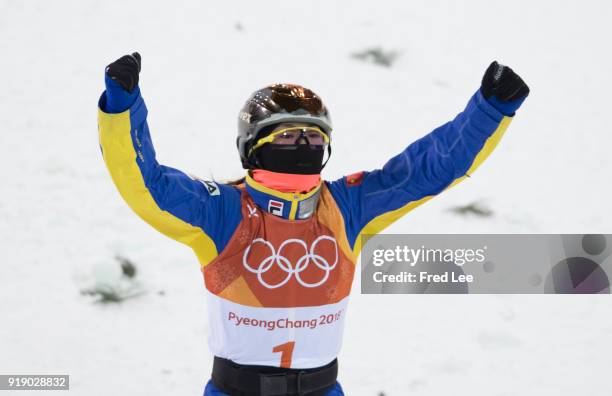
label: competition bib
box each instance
[202,188,357,368]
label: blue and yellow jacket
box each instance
[98,77,522,368]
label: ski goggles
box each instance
[249,126,330,154]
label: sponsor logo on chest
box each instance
[268,200,284,216]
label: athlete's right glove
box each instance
[105,52,141,93]
[480,61,529,116]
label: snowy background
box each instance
[1,0,611,394]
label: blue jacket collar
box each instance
[244,174,322,220]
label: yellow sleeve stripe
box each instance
[466,116,512,177]
[98,109,218,267]
[352,116,512,255]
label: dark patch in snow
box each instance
[448,201,494,217]
[116,254,137,278]
[350,47,399,68]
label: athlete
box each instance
[98,52,529,395]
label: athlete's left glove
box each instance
[105,52,141,93]
[480,61,529,116]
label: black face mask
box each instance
[257,144,325,175]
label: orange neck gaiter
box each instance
[252,169,321,194]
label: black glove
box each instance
[105,52,141,93]
[480,61,529,101]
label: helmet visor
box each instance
[249,126,329,154]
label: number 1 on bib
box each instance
[272,341,295,368]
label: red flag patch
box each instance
[345,171,364,186]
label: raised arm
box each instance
[97,53,241,267]
[328,61,529,253]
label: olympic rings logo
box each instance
[242,236,338,289]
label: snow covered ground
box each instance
[1,0,611,394]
